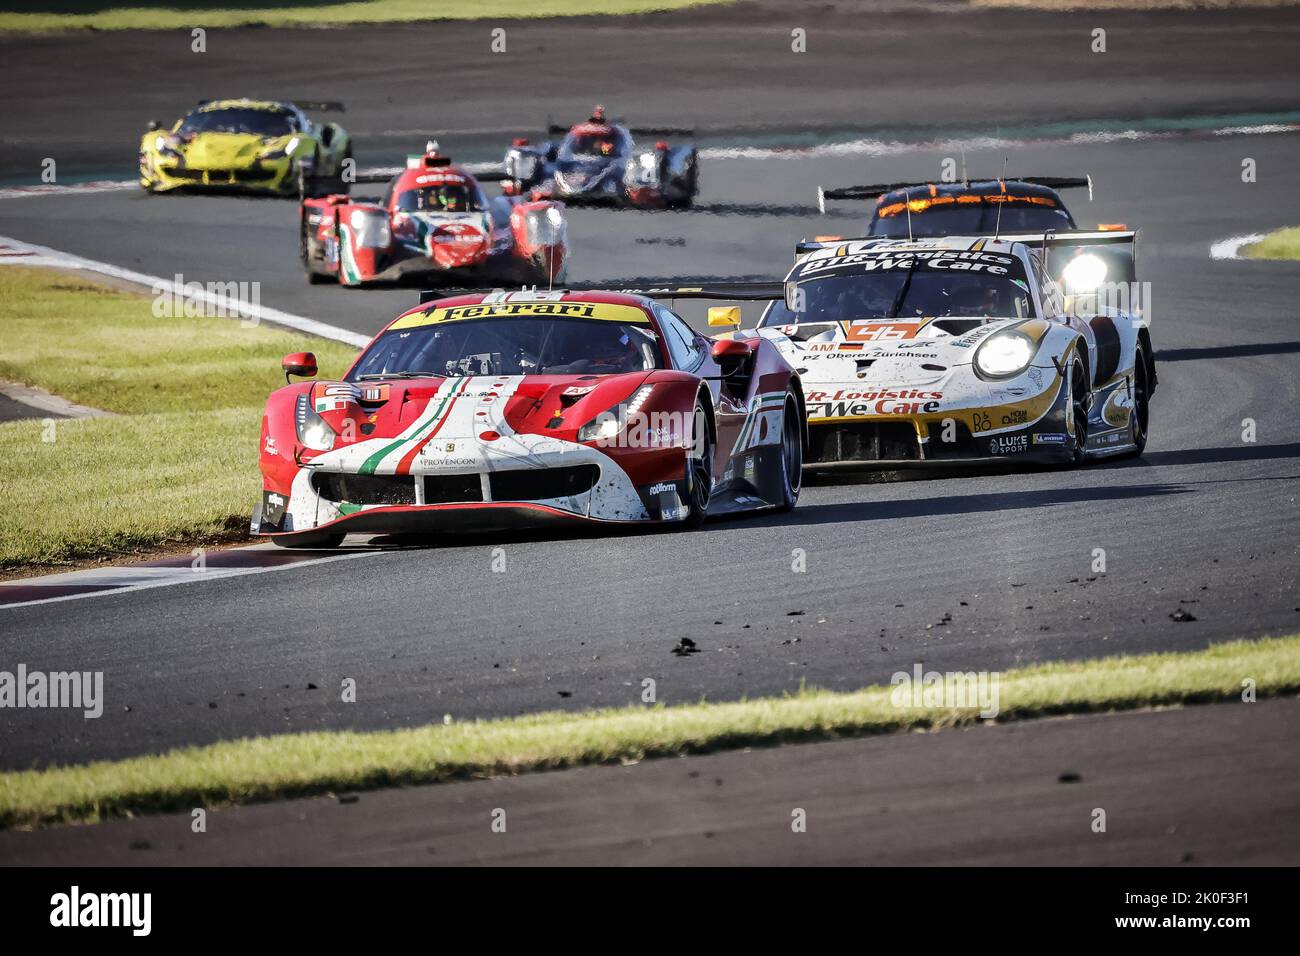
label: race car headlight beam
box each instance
[1061,253,1108,294]
[974,329,1038,380]
[295,394,335,451]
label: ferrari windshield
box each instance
[180,108,298,138]
[762,256,1036,326]
[395,184,483,213]
[871,201,1073,237]
[348,318,662,379]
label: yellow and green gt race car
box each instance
[139,98,352,198]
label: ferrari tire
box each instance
[776,391,802,511]
[682,399,714,529]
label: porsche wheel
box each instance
[682,399,714,528]
[776,391,802,511]
[1119,345,1150,458]
[1068,354,1091,464]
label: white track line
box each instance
[0,547,379,612]
[0,234,369,347]
[1209,234,1265,260]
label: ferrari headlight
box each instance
[974,330,1037,379]
[295,395,335,451]
[578,385,653,445]
[1061,253,1107,294]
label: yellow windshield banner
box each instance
[390,301,650,329]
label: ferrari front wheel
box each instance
[681,399,714,529]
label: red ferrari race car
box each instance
[299,143,568,287]
[251,290,805,547]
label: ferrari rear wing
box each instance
[816,176,1092,213]
[198,99,346,113]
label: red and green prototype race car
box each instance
[252,290,805,547]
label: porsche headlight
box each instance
[1061,253,1107,293]
[974,330,1037,379]
[295,395,335,451]
[153,134,166,152]
[578,385,653,445]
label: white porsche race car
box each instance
[639,233,1156,470]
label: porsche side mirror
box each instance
[282,351,318,383]
[707,306,740,328]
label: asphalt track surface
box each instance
[3,698,1296,865]
[0,3,1298,862]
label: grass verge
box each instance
[1242,226,1300,261]
[2,634,1296,830]
[0,0,726,32]
[0,266,357,571]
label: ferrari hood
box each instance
[179,131,287,168]
[300,372,650,474]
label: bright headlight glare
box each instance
[1062,253,1107,293]
[578,386,653,443]
[286,136,301,155]
[974,331,1036,379]
[153,135,166,152]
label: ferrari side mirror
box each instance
[282,351,318,382]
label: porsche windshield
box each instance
[180,108,298,138]
[762,254,1036,326]
[871,200,1073,237]
[348,318,662,379]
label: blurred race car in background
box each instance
[502,105,699,208]
[647,232,1155,470]
[816,176,1137,308]
[299,143,568,287]
[251,290,804,546]
[139,98,351,197]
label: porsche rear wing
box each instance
[816,176,1092,213]
[418,282,785,306]
[793,229,1135,258]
